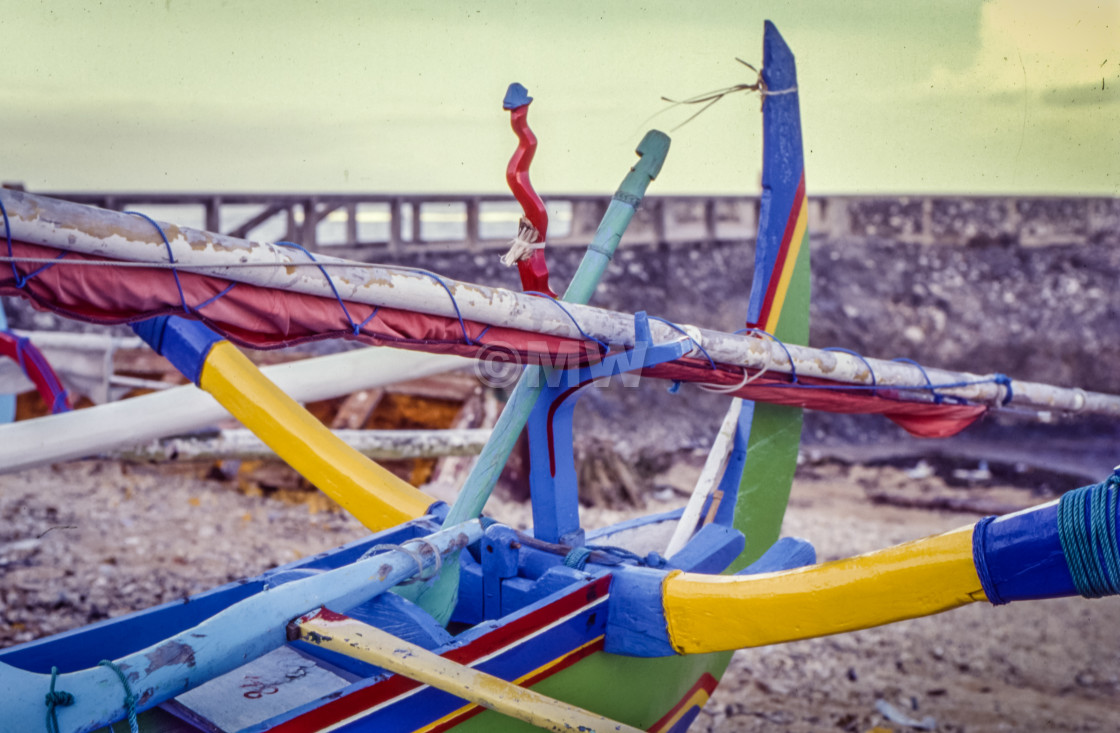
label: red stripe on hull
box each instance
[647,673,720,733]
[271,575,611,732]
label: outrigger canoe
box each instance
[1,22,1118,733]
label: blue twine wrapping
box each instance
[823,347,877,395]
[418,269,474,345]
[524,291,608,353]
[193,282,238,312]
[991,373,1014,405]
[275,241,370,336]
[892,357,942,403]
[744,327,797,383]
[124,211,192,316]
[1,198,69,287]
[1057,472,1120,599]
[649,316,715,369]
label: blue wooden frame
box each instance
[526,312,692,545]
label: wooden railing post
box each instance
[302,197,319,249]
[345,203,358,246]
[389,198,403,252]
[205,196,222,234]
[411,199,423,244]
[465,197,480,250]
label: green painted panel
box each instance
[730,224,810,570]
[451,649,734,732]
[729,402,803,572]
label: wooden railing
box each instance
[16,187,1118,257]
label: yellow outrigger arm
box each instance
[664,526,982,652]
[607,472,1120,656]
[132,316,433,530]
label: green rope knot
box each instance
[563,545,593,570]
[1057,471,1120,599]
[45,666,74,733]
[99,660,140,733]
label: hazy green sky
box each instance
[2,0,1116,195]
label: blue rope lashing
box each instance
[586,543,646,566]
[99,659,140,733]
[275,241,365,336]
[648,316,715,369]
[417,269,475,345]
[562,544,650,570]
[44,666,74,733]
[124,211,191,316]
[563,546,593,570]
[193,282,238,312]
[823,347,877,396]
[744,327,797,383]
[524,291,608,353]
[356,307,380,333]
[991,373,1014,405]
[2,197,21,287]
[1,198,70,287]
[892,357,942,404]
[1057,471,1120,599]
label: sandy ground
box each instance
[1,458,1118,732]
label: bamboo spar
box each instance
[0,348,468,474]
[2,188,1119,418]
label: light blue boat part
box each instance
[0,519,483,733]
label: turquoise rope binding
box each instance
[1057,470,1120,599]
[99,660,140,733]
[44,666,73,733]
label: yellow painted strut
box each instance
[663,525,986,654]
[199,341,433,530]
